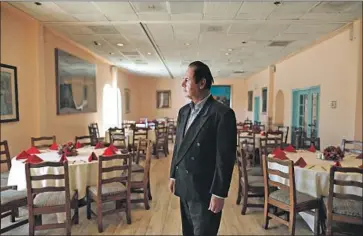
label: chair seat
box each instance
[323,197,362,218]
[270,190,316,205]
[132,163,144,172]
[33,191,76,207]
[89,182,126,196]
[241,175,264,188]
[247,167,262,176]
[1,189,27,206]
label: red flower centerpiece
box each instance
[58,142,78,157]
[323,146,344,161]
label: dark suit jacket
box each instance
[170,95,237,201]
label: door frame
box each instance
[291,85,320,137]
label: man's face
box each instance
[181,66,205,99]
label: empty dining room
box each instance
[0,1,362,235]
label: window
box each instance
[248,91,253,111]
[262,87,268,113]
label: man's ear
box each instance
[199,78,207,89]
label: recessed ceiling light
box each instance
[185,43,190,46]
[228,48,233,52]
[242,41,247,44]
[225,52,229,56]
[109,52,114,55]
[93,41,101,46]
[34,2,42,6]
[116,43,124,47]
[147,52,152,55]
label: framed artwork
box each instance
[124,88,130,114]
[0,63,19,123]
[210,85,231,107]
[156,90,171,108]
[55,48,97,115]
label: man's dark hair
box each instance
[189,61,214,90]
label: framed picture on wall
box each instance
[210,85,231,107]
[0,63,19,123]
[55,48,97,115]
[156,90,171,109]
[124,88,130,114]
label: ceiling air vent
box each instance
[268,41,293,47]
[135,60,148,65]
[233,70,245,74]
[122,51,140,56]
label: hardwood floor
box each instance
[2,144,316,235]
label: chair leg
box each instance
[236,182,242,205]
[314,207,320,236]
[11,208,17,223]
[289,211,296,236]
[126,197,131,224]
[143,187,150,210]
[147,179,152,200]
[97,200,103,233]
[263,203,270,229]
[74,199,79,225]
[241,186,248,215]
[29,215,35,236]
[86,189,91,220]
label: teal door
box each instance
[254,97,260,122]
[292,86,320,138]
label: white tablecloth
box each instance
[268,150,362,232]
[8,147,126,200]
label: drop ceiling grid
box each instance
[8,1,362,78]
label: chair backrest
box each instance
[75,136,92,146]
[277,126,289,144]
[302,136,321,151]
[97,153,132,196]
[340,139,363,154]
[0,140,11,170]
[31,136,56,149]
[262,155,296,206]
[237,148,251,186]
[327,166,363,221]
[109,127,125,146]
[132,127,148,150]
[25,161,71,210]
[143,140,153,183]
[88,123,100,137]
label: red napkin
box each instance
[27,146,40,154]
[16,151,30,160]
[103,148,115,156]
[75,142,83,149]
[274,152,289,160]
[108,143,118,152]
[334,161,341,167]
[285,144,296,153]
[356,153,362,159]
[94,142,105,149]
[308,144,316,152]
[88,152,98,162]
[272,147,283,155]
[260,131,266,136]
[59,154,68,163]
[49,143,58,150]
[294,157,307,168]
[24,155,43,164]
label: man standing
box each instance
[169,61,237,235]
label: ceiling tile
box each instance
[87,25,119,34]
[72,14,109,22]
[285,23,345,34]
[236,1,277,20]
[55,2,101,15]
[310,1,361,14]
[204,1,242,19]
[131,2,168,13]
[93,2,135,15]
[137,13,170,21]
[171,13,203,21]
[267,2,318,20]
[168,1,204,14]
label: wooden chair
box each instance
[0,140,12,185]
[131,127,148,153]
[236,148,265,215]
[167,123,175,143]
[25,161,79,236]
[109,127,127,149]
[129,139,153,209]
[86,153,132,233]
[323,166,363,235]
[301,136,321,151]
[277,126,290,144]
[75,135,92,146]
[240,132,257,167]
[88,123,104,145]
[253,136,283,176]
[0,185,28,234]
[262,155,321,235]
[31,136,56,149]
[340,139,363,154]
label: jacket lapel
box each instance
[175,96,214,164]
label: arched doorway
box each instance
[274,90,284,125]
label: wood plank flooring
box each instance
[1,144,320,235]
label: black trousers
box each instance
[180,198,222,236]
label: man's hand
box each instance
[208,195,224,213]
[169,179,175,193]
